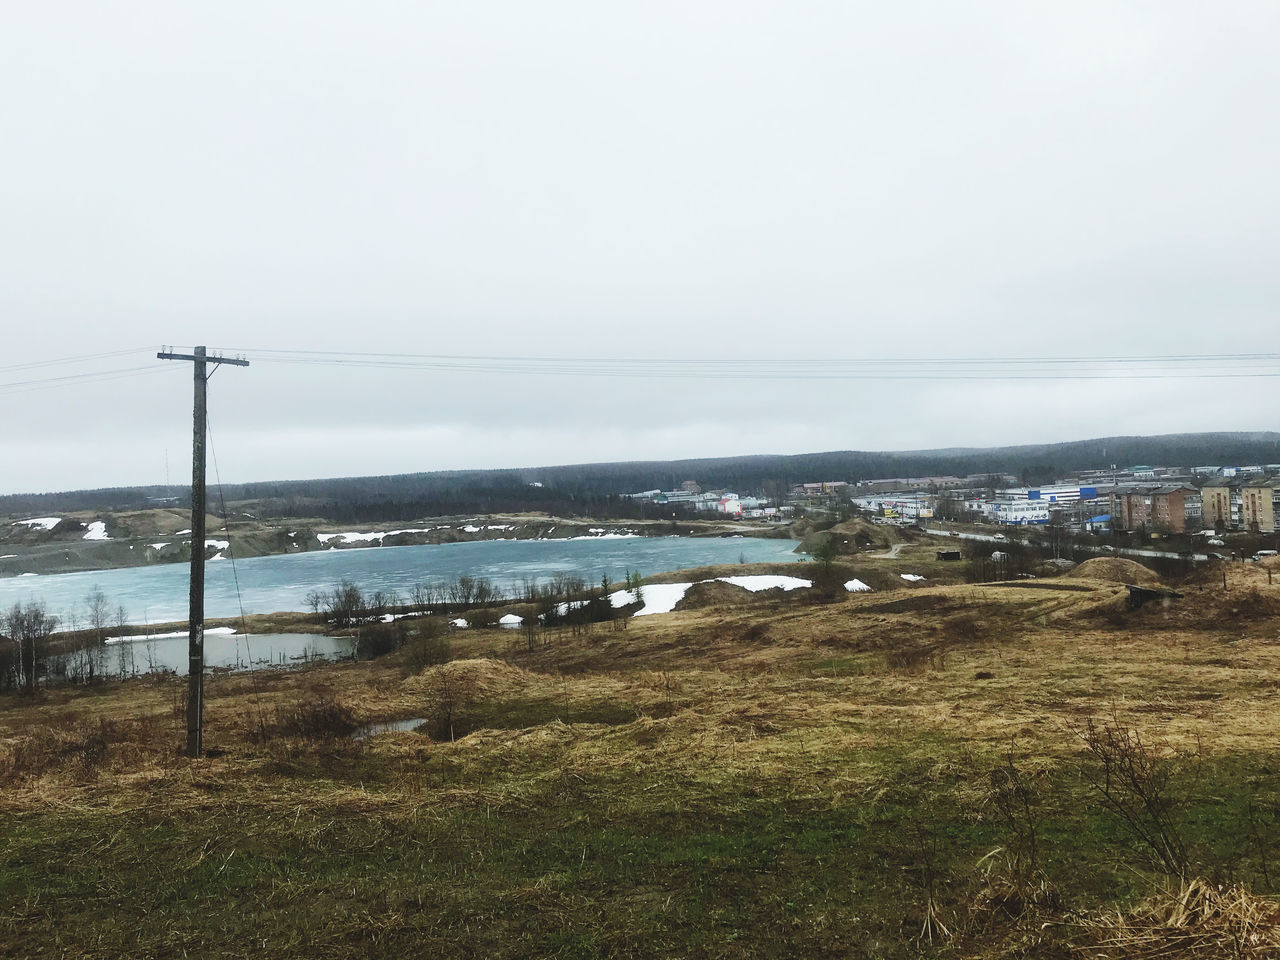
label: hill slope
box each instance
[2,431,1276,522]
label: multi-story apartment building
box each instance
[1110,485,1197,533]
[1201,480,1234,529]
[1242,477,1276,533]
[1150,486,1197,534]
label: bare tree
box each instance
[113,603,132,678]
[86,587,110,645]
[324,580,367,628]
[410,582,433,616]
[5,600,59,695]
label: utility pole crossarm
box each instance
[157,345,249,757]
[158,350,250,367]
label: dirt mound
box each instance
[833,518,905,548]
[1068,557,1162,585]
[1215,587,1280,622]
[674,579,755,611]
[401,658,540,700]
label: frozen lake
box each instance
[0,535,801,626]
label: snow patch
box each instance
[900,574,926,582]
[149,542,169,551]
[318,528,438,545]
[317,531,382,544]
[82,520,110,541]
[608,583,693,616]
[176,529,192,535]
[451,618,469,628]
[499,613,524,626]
[606,574,814,617]
[14,517,60,530]
[844,579,873,592]
[717,575,811,592]
[106,626,237,644]
[205,540,229,550]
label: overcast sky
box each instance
[2,3,1277,494]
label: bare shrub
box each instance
[1079,715,1191,877]
[0,716,173,782]
[466,606,502,629]
[256,695,357,741]
[986,747,1046,880]
[355,620,408,660]
[886,643,945,674]
[404,620,452,674]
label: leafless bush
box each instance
[1079,714,1192,877]
[2,721,106,781]
[255,695,357,741]
[404,619,452,674]
[0,716,173,782]
[467,606,502,629]
[886,643,945,673]
[986,747,1046,882]
[356,620,409,660]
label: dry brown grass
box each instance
[2,558,1279,958]
[1083,877,1280,958]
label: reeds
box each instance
[1083,877,1280,958]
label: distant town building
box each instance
[716,495,743,516]
[796,481,849,495]
[992,501,1051,525]
[1201,480,1235,529]
[1242,478,1277,533]
[1150,486,1197,534]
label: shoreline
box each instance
[0,510,794,580]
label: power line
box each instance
[0,346,152,375]
[201,347,1280,381]
[218,347,1280,365]
[4,347,1279,391]
[0,365,173,393]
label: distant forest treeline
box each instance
[4,432,1278,522]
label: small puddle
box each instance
[353,718,428,739]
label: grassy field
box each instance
[3,549,1280,958]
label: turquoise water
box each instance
[0,535,800,626]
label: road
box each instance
[924,527,1209,562]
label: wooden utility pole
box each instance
[158,346,249,757]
